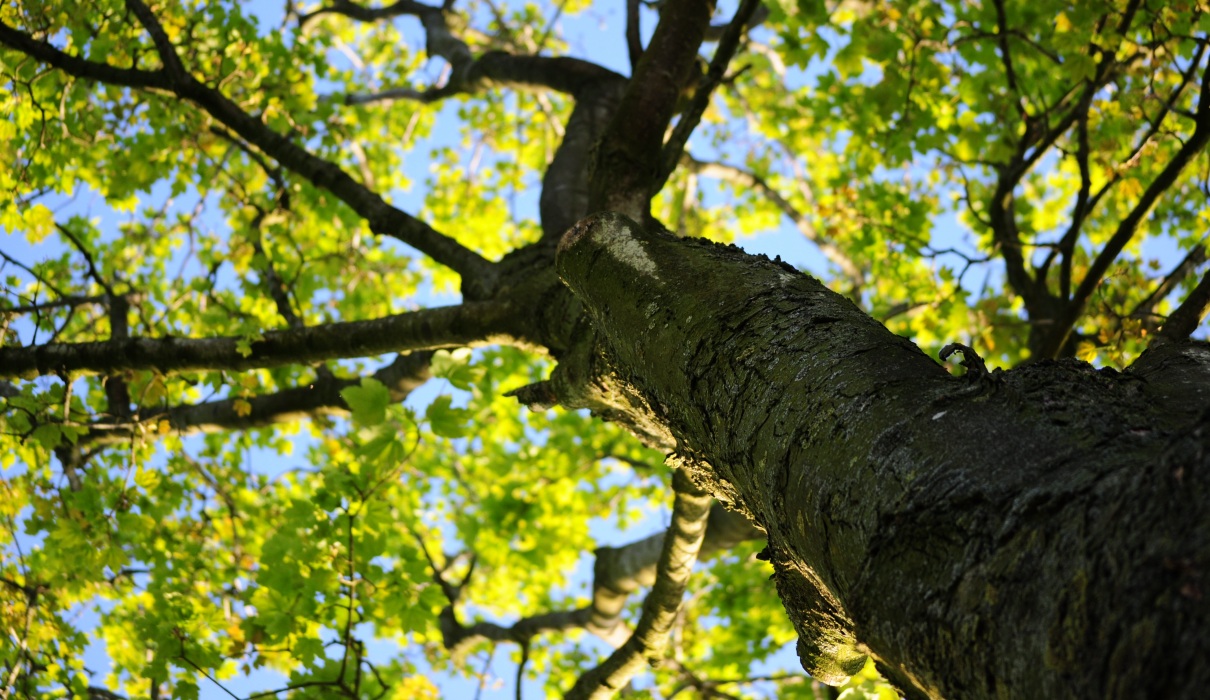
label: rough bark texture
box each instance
[554,212,1210,700]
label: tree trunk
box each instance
[549,212,1210,699]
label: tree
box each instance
[1,0,1209,698]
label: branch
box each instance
[0,301,521,378]
[565,469,712,700]
[439,502,762,653]
[300,0,432,25]
[983,14,1142,323]
[626,0,643,69]
[309,3,628,244]
[344,52,620,105]
[0,15,495,288]
[1133,243,1208,322]
[588,0,714,220]
[1159,267,1210,341]
[76,351,432,446]
[537,78,628,240]
[124,0,188,81]
[658,0,762,188]
[0,20,167,90]
[441,604,612,653]
[316,0,475,98]
[1055,62,1210,354]
[316,0,618,105]
[477,53,623,95]
[588,503,760,633]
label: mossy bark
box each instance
[553,212,1210,700]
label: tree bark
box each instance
[551,212,1210,700]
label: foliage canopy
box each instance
[1,0,1208,697]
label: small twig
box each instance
[939,343,988,375]
[175,646,240,700]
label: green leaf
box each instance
[30,423,62,449]
[341,377,392,426]
[135,467,161,490]
[430,347,484,390]
[176,679,199,700]
[834,33,868,79]
[425,395,471,438]
[293,636,325,670]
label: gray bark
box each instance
[551,212,1210,700]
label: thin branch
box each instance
[1159,267,1210,341]
[626,0,643,69]
[0,300,522,378]
[952,27,1063,65]
[982,11,1143,321]
[299,0,432,25]
[991,0,1028,120]
[515,640,529,700]
[74,351,431,446]
[0,250,71,300]
[565,470,712,700]
[174,648,239,700]
[345,85,450,105]
[54,223,116,297]
[1,295,109,315]
[1047,40,1209,299]
[703,3,769,42]
[1134,243,1209,321]
[53,219,137,416]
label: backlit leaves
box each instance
[2,0,1207,697]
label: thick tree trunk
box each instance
[551,213,1210,699]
